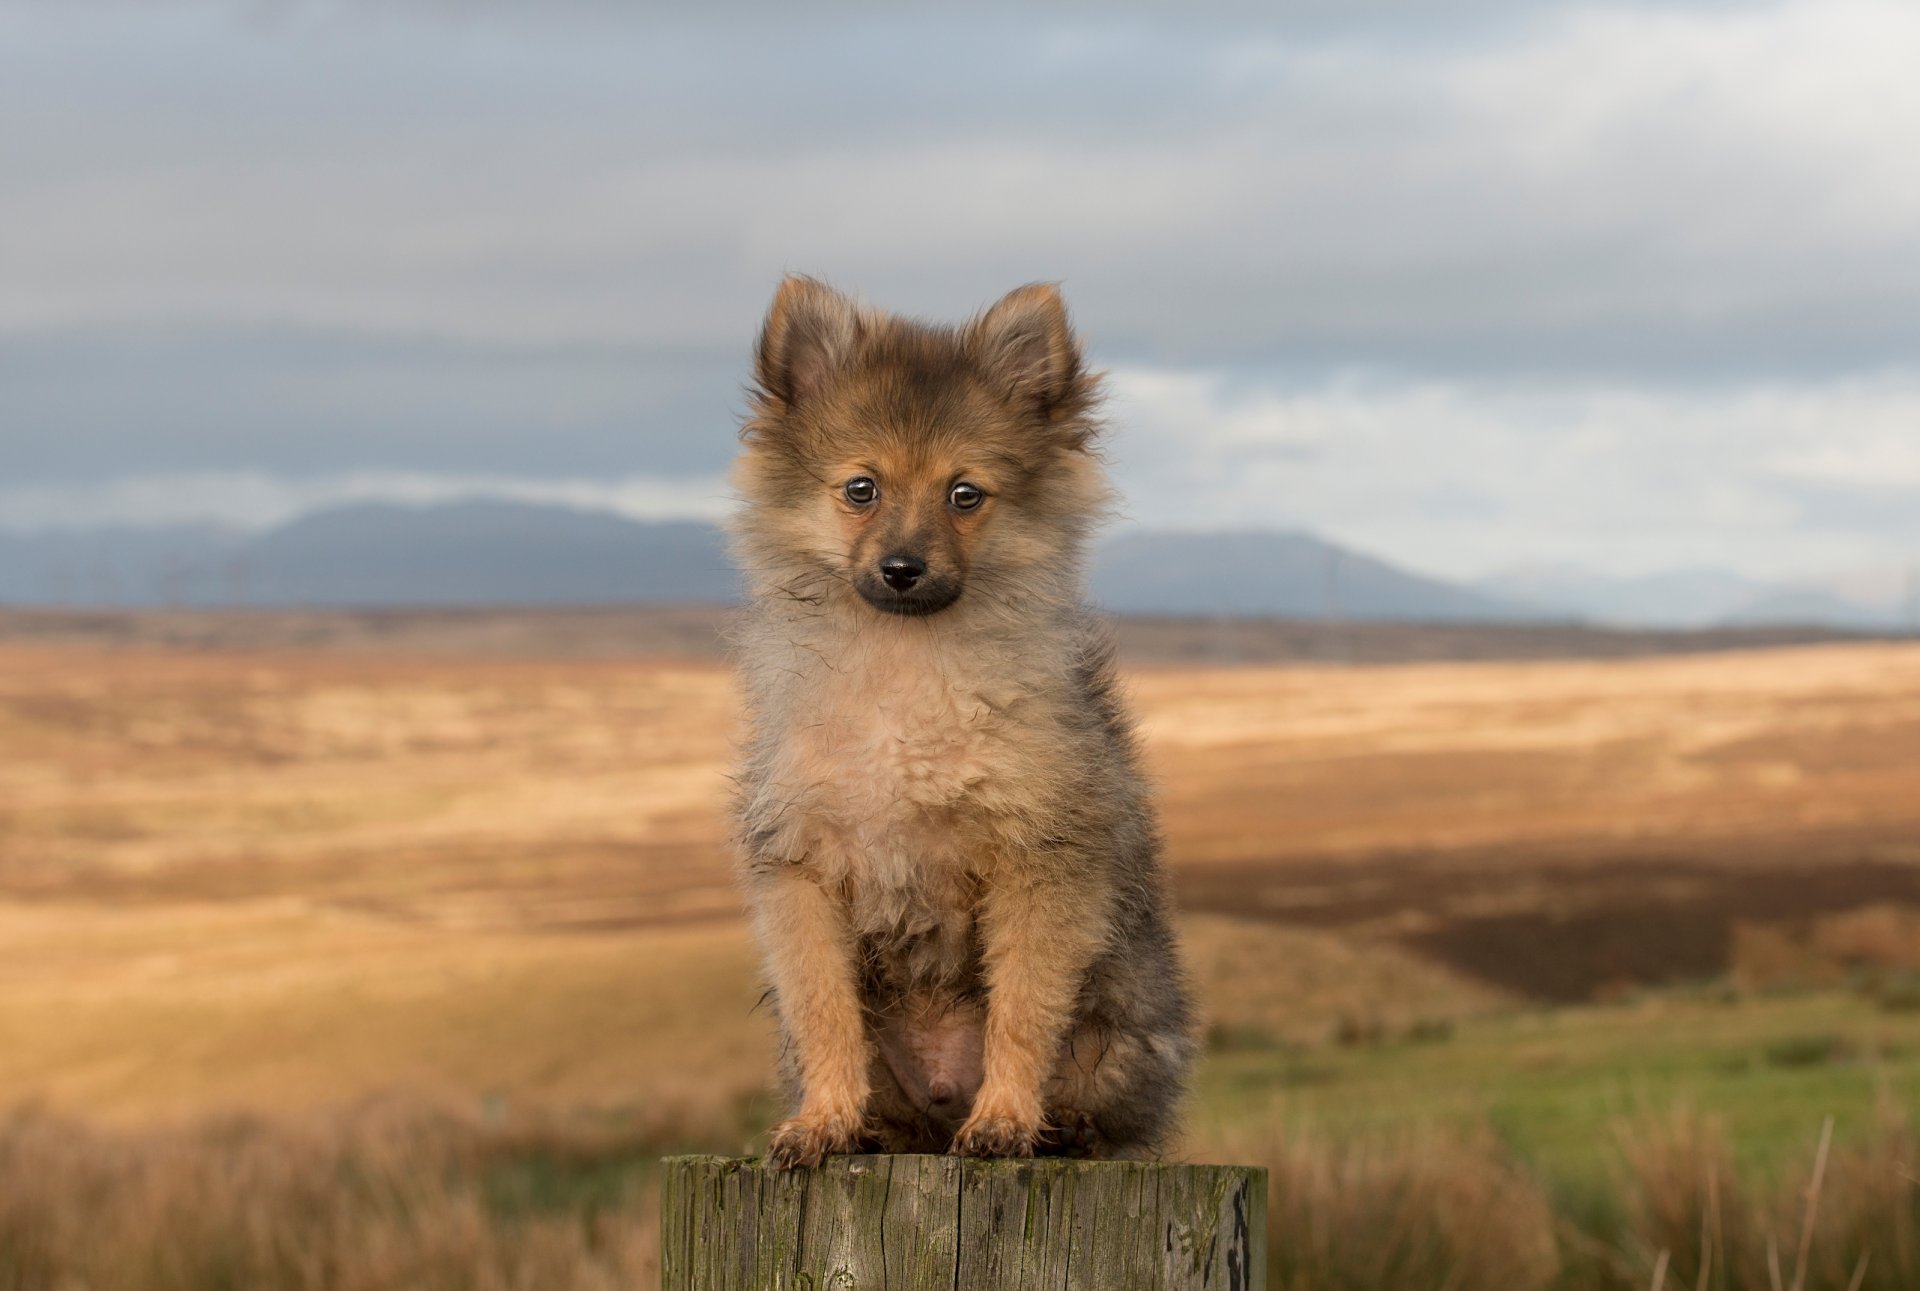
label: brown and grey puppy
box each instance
[729,277,1193,1167]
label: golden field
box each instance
[2,615,1918,1288]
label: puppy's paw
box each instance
[1043,1107,1106,1159]
[950,1111,1040,1159]
[765,1110,865,1169]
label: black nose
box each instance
[879,554,925,591]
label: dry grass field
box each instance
[2,617,1917,1288]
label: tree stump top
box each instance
[660,1153,1266,1291]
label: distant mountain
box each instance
[243,501,735,606]
[1717,589,1902,630]
[1,504,1522,620]
[1476,562,1914,630]
[0,500,1907,630]
[0,523,248,605]
[1475,566,1770,629]
[0,502,736,608]
[1092,529,1542,622]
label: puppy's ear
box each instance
[754,275,861,409]
[968,283,1085,414]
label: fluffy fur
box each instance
[728,277,1194,1166]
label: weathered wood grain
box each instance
[660,1154,1266,1290]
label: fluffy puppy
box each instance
[729,277,1192,1165]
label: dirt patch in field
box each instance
[1177,834,1920,1002]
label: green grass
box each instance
[1192,986,1920,1186]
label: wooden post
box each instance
[660,1154,1266,1291]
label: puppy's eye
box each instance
[949,482,985,511]
[843,477,878,506]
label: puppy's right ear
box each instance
[754,276,860,410]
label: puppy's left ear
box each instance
[754,275,862,411]
[968,283,1089,420]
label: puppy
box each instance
[729,277,1192,1165]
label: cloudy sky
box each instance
[3,0,1917,581]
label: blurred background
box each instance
[2,3,1917,1288]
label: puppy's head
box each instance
[732,278,1109,620]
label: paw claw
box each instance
[950,1113,1040,1159]
[765,1112,863,1169]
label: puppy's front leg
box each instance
[751,866,870,1168]
[952,869,1108,1157]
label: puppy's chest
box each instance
[776,659,1034,946]
[788,663,1020,839]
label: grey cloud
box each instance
[2,327,744,480]
[1779,484,1920,537]
[1099,367,1920,580]
[7,1,1914,375]
[2,0,1917,583]
[231,0,1761,40]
